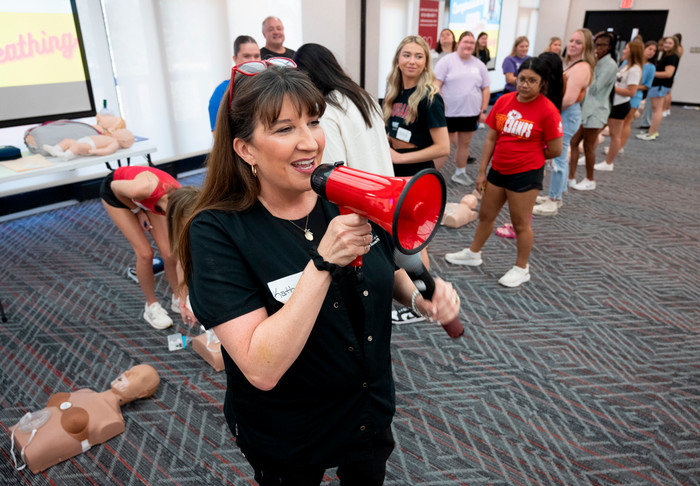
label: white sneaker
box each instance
[143,302,173,329]
[636,132,658,141]
[594,162,613,171]
[445,248,482,266]
[532,198,560,216]
[451,172,473,186]
[662,109,670,117]
[603,146,623,155]
[567,178,577,188]
[535,195,563,207]
[171,294,180,313]
[498,264,530,287]
[573,178,596,191]
[577,155,585,166]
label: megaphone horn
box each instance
[311,163,446,256]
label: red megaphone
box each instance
[311,163,446,266]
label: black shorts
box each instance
[446,116,479,133]
[392,160,435,177]
[487,166,544,192]
[99,171,130,210]
[609,101,631,120]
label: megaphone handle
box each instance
[339,206,363,268]
[406,267,464,339]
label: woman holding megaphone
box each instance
[179,62,459,485]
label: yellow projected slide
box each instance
[0,12,85,88]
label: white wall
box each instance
[534,0,699,103]
[0,0,118,150]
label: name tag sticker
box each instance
[267,271,303,304]
[396,127,412,143]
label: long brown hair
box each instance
[166,185,200,254]
[661,36,679,58]
[624,40,644,73]
[179,68,326,281]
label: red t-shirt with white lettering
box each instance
[485,92,563,175]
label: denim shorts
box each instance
[648,85,670,98]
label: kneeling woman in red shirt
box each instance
[100,166,183,329]
[446,57,563,287]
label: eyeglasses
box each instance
[228,57,297,108]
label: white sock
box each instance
[455,167,466,175]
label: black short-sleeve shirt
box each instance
[386,87,447,177]
[260,46,296,60]
[652,53,679,88]
[188,197,397,468]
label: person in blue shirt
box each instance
[208,35,261,131]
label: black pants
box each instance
[245,428,395,486]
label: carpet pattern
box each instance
[0,108,699,485]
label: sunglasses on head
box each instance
[228,57,297,108]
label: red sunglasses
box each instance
[228,57,297,108]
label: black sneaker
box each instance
[467,156,476,164]
[391,306,424,324]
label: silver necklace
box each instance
[288,214,313,241]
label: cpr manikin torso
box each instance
[442,193,479,228]
[191,328,224,372]
[9,364,159,474]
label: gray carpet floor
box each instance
[0,106,698,485]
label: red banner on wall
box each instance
[620,0,633,8]
[418,0,440,49]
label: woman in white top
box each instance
[294,43,393,176]
[596,41,643,171]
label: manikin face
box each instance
[242,97,325,201]
[516,68,542,102]
[567,31,584,58]
[263,18,285,47]
[516,40,529,58]
[233,42,261,64]
[457,35,475,59]
[550,40,561,54]
[398,42,427,84]
[644,44,657,60]
[110,364,159,404]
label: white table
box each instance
[0,141,157,198]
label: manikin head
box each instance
[113,129,135,148]
[96,114,126,133]
[110,364,160,405]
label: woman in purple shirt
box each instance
[502,36,530,92]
